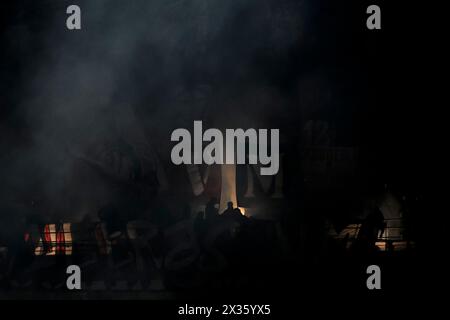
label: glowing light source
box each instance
[219,164,238,213]
[34,223,73,256]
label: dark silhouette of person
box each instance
[221,201,235,217]
[232,207,243,217]
[355,206,385,252]
[221,203,248,237]
[26,200,50,255]
[98,204,124,238]
[205,197,218,223]
[230,208,248,232]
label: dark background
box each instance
[0,0,438,302]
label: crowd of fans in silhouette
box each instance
[0,193,392,291]
[0,196,261,290]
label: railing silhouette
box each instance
[333,218,415,251]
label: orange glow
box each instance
[375,241,386,251]
[219,164,239,213]
[34,223,72,256]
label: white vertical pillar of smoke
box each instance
[219,164,239,214]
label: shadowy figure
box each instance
[23,198,51,255]
[98,204,124,238]
[204,197,219,223]
[232,208,245,220]
[354,206,385,253]
[221,201,235,217]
